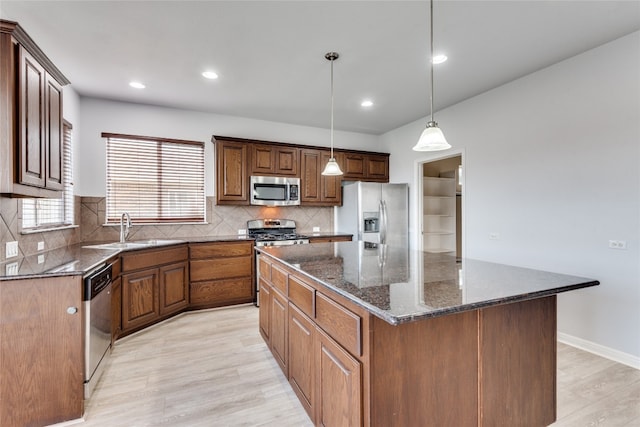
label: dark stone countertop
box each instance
[256,241,600,325]
[0,235,254,280]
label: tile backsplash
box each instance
[0,196,334,261]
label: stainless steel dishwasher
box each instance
[83,263,113,399]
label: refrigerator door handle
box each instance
[380,200,388,244]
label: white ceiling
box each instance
[1,1,639,135]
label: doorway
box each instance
[420,155,462,258]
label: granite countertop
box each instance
[0,235,254,280]
[256,241,600,325]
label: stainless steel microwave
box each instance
[250,176,300,206]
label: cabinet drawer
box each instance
[258,256,272,282]
[190,278,253,305]
[190,256,252,282]
[289,275,315,318]
[190,241,253,259]
[122,245,188,272]
[271,263,288,294]
[315,292,362,357]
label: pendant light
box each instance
[322,52,343,176]
[413,0,451,151]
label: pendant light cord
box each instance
[430,0,434,123]
[330,56,335,158]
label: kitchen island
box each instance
[256,241,599,427]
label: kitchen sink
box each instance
[83,239,183,250]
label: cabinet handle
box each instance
[66,306,78,315]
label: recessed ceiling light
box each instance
[361,100,374,108]
[432,54,448,64]
[202,71,219,80]
[129,81,145,89]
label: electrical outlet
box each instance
[313,226,320,232]
[489,232,500,240]
[608,240,627,250]
[5,241,18,258]
[5,262,18,276]
[37,241,45,251]
[238,229,247,235]
[38,254,45,264]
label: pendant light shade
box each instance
[413,0,451,152]
[322,52,343,176]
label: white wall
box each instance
[77,98,379,196]
[381,32,640,361]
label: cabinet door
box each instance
[270,287,288,375]
[111,276,122,342]
[320,151,342,205]
[216,140,248,203]
[159,261,189,316]
[275,146,298,176]
[288,303,316,421]
[18,46,46,188]
[259,278,272,343]
[0,276,83,426]
[251,143,276,174]
[366,154,389,182]
[45,74,63,190]
[300,149,321,203]
[342,153,365,180]
[122,269,159,331]
[316,328,362,427]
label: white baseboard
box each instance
[558,332,640,370]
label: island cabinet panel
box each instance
[270,287,289,375]
[479,296,557,427]
[315,292,362,357]
[316,328,362,427]
[0,275,83,427]
[369,310,479,427]
[258,255,272,282]
[258,278,272,342]
[288,274,315,318]
[288,303,316,421]
[188,241,254,309]
[271,263,288,294]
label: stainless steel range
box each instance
[247,219,309,246]
[249,219,309,306]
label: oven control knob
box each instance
[66,306,78,315]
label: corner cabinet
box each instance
[120,245,189,336]
[0,20,70,198]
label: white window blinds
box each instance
[103,133,205,224]
[22,121,74,229]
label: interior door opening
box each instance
[420,155,462,259]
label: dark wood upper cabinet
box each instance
[250,143,299,176]
[215,139,249,204]
[0,20,69,198]
[213,135,388,207]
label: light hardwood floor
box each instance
[79,305,639,427]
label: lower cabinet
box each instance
[189,241,254,308]
[0,275,83,426]
[111,276,122,342]
[120,245,189,336]
[258,254,364,426]
[316,328,362,427]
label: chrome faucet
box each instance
[119,212,131,243]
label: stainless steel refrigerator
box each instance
[337,182,409,246]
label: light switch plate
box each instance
[5,262,18,276]
[313,226,320,232]
[37,241,45,251]
[5,241,18,258]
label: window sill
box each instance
[20,224,79,235]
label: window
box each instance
[103,133,205,224]
[22,121,74,229]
